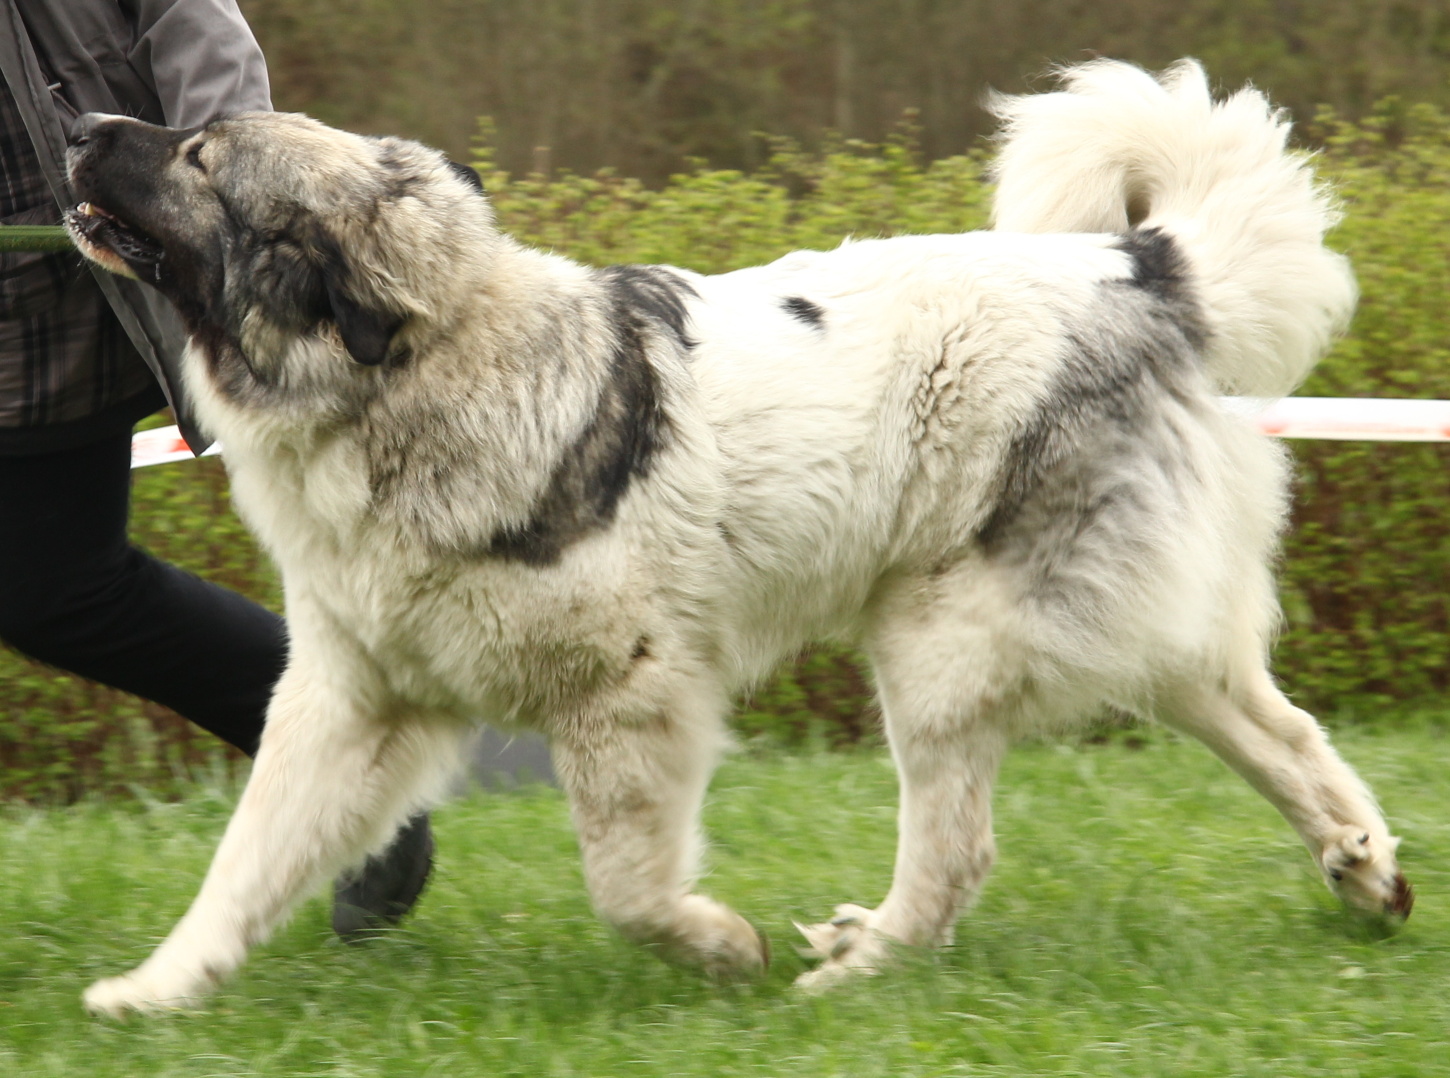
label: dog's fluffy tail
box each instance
[989,59,1355,397]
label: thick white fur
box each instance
[80,61,1405,1016]
[991,58,1357,396]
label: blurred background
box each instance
[241,0,1450,180]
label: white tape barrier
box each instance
[129,397,1450,469]
[1234,396,1450,442]
[130,425,221,468]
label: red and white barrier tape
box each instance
[129,397,1450,469]
[1231,396,1450,442]
[130,425,221,468]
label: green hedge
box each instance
[1274,103,1450,714]
[3,106,1448,799]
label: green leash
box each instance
[0,224,75,252]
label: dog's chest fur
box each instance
[220,419,720,727]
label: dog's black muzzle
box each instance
[65,115,203,276]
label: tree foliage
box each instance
[241,0,1450,182]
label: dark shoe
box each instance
[332,812,435,941]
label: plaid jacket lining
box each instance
[0,77,154,430]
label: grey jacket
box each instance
[0,0,271,451]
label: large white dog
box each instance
[63,58,1407,1015]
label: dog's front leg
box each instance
[83,660,454,1018]
[552,691,769,980]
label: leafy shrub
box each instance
[3,107,1447,798]
[1274,101,1450,712]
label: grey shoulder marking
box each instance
[781,295,825,329]
[597,264,697,348]
[488,284,670,566]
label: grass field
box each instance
[2,722,1448,1077]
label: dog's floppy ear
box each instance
[447,159,485,193]
[321,262,404,366]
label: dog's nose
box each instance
[67,112,127,148]
[68,113,104,147]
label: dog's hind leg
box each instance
[551,676,769,981]
[1160,667,1412,919]
[796,584,1014,990]
[82,658,462,1017]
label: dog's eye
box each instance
[186,143,207,173]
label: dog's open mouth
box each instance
[63,202,163,277]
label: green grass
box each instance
[3,724,1448,1077]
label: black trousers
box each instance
[0,431,284,756]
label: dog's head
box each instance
[65,111,497,402]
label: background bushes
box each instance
[1272,103,1450,712]
[240,0,1450,184]
[3,106,1447,800]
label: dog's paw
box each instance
[684,894,771,982]
[792,903,890,991]
[698,911,771,983]
[82,967,210,1019]
[1321,826,1413,920]
[630,894,770,982]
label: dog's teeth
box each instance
[80,202,98,216]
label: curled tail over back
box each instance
[989,59,1356,397]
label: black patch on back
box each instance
[487,274,681,565]
[782,295,825,329]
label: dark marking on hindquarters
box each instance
[487,279,676,565]
[1117,227,1184,296]
[782,295,825,330]
[976,275,1206,553]
[1114,227,1206,347]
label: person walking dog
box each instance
[0,0,433,936]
